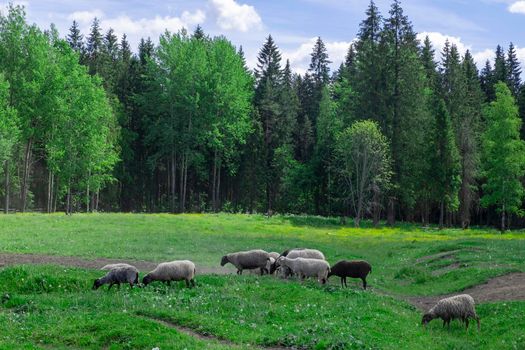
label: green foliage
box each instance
[335,120,392,226]
[481,83,525,228]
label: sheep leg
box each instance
[260,267,264,276]
[476,317,480,331]
[167,281,171,286]
[340,278,344,288]
[465,319,469,331]
[362,278,367,290]
[185,279,190,288]
[344,277,348,288]
[108,283,114,291]
[129,282,134,289]
[191,279,196,287]
[117,283,121,290]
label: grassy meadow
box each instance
[0,213,524,349]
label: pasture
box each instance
[0,213,524,349]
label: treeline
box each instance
[1,2,525,229]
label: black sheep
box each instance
[327,260,372,289]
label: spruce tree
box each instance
[493,45,507,85]
[86,18,103,75]
[431,98,461,228]
[506,42,522,97]
[67,20,85,59]
[480,60,494,101]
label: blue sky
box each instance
[3,0,525,74]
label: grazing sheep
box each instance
[268,252,280,260]
[271,248,326,276]
[142,260,196,288]
[422,294,480,331]
[266,257,276,274]
[327,260,372,289]
[220,249,270,275]
[277,256,330,284]
[93,266,139,290]
[100,263,136,271]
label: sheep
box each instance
[327,260,372,289]
[142,260,196,288]
[100,263,136,271]
[220,249,270,275]
[271,248,326,277]
[421,294,480,331]
[277,256,330,284]
[268,252,280,260]
[266,257,276,274]
[93,266,139,290]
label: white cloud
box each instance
[509,1,525,14]
[417,32,471,58]
[473,49,495,67]
[68,10,105,24]
[282,37,353,75]
[210,0,262,32]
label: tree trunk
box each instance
[47,169,54,213]
[501,205,506,232]
[95,189,99,212]
[387,197,395,226]
[171,152,176,213]
[20,137,33,212]
[439,200,444,229]
[53,176,59,213]
[212,150,217,212]
[66,181,72,215]
[4,160,9,214]
[86,170,91,213]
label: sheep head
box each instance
[142,274,153,286]
[421,313,434,326]
[92,279,103,290]
[220,255,229,266]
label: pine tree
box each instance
[86,18,103,76]
[193,25,205,40]
[458,50,484,228]
[381,0,428,223]
[493,45,507,85]
[480,60,494,101]
[309,36,331,86]
[431,98,461,228]
[67,20,85,59]
[254,35,287,212]
[506,42,522,97]
[421,36,437,87]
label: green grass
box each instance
[0,213,525,349]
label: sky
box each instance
[2,0,525,75]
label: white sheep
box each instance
[100,263,136,271]
[220,249,270,275]
[93,266,139,290]
[272,248,326,277]
[422,294,480,330]
[142,260,196,288]
[277,256,330,284]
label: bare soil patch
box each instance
[0,252,228,275]
[409,272,525,311]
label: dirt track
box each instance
[409,272,525,310]
[0,252,228,275]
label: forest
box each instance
[1,1,525,229]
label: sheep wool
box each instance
[93,266,139,290]
[142,260,196,287]
[422,294,480,330]
[327,260,372,289]
[220,249,270,275]
[271,248,326,276]
[278,256,330,284]
[100,263,136,271]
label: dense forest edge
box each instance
[1,1,525,230]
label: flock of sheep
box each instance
[93,248,480,331]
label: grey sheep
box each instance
[271,248,326,277]
[220,249,270,275]
[100,263,136,271]
[277,256,330,284]
[142,260,196,288]
[422,294,480,330]
[268,252,280,260]
[93,266,139,290]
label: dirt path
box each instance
[139,314,289,350]
[0,252,228,275]
[409,272,525,310]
